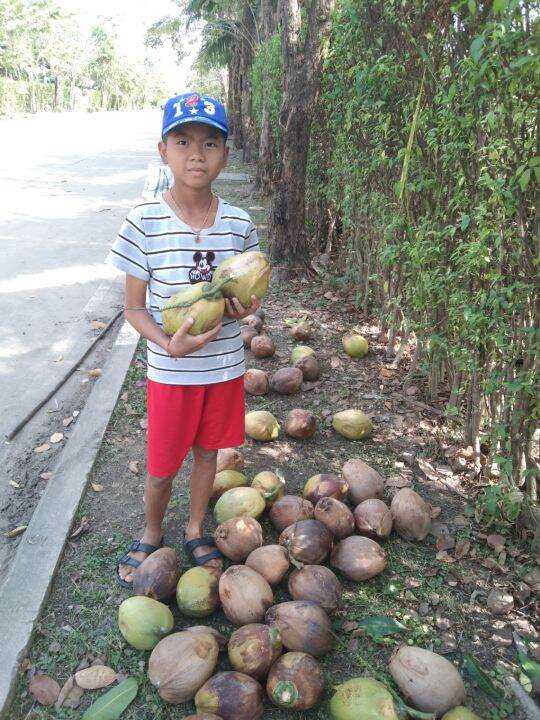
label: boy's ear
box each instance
[222,145,229,166]
[158,139,168,164]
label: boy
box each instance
[107,93,260,586]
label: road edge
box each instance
[0,319,139,718]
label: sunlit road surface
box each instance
[0,109,161,439]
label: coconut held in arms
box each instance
[212,251,271,308]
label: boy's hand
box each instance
[167,318,222,357]
[224,295,261,320]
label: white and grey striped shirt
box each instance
[106,195,260,385]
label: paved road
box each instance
[0,109,161,439]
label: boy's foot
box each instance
[184,524,223,572]
[116,531,163,585]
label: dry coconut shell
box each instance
[241,325,258,347]
[132,546,181,601]
[271,367,303,395]
[341,458,385,504]
[291,321,312,341]
[303,473,348,505]
[242,314,263,332]
[354,499,393,540]
[269,495,314,531]
[390,488,431,541]
[244,369,269,396]
[148,631,219,703]
[216,448,244,474]
[330,535,387,581]
[314,497,355,539]
[389,645,466,715]
[218,565,273,626]
[228,624,282,679]
[295,354,320,380]
[245,545,289,586]
[195,671,264,720]
[267,652,324,710]
[279,519,333,564]
[251,335,275,358]
[288,565,342,612]
[265,601,334,657]
[284,409,317,439]
[215,517,263,561]
[186,626,228,651]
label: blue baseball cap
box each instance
[161,92,228,140]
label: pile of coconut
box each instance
[118,453,476,719]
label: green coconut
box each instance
[118,596,174,650]
[291,345,316,366]
[332,409,373,440]
[162,282,225,336]
[442,709,481,720]
[251,471,286,507]
[211,470,248,503]
[176,567,220,618]
[343,334,369,358]
[211,251,271,308]
[330,678,399,720]
[214,486,266,524]
[245,410,280,442]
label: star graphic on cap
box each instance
[189,107,198,115]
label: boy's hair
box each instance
[161,92,228,141]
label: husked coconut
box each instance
[342,458,385,504]
[244,369,269,396]
[390,488,431,541]
[389,645,466,715]
[285,409,317,439]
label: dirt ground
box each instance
[10,149,538,720]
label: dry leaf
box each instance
[487,534,506,553]
[139,417,148,430]
[75,665,117,690]
[20,658,32,673]
[73,410,80,417]
[417,458,440,481]
[55,675,84,710]
[29,674,60,706]
[430,505,442,519]
[62,417,73,427]
[9,480,20,488]
[88,368,102,378]
[53,355,64,363]
[34,443,51,453]
[5,525,27,538]
[50,432,64,444]
[40,472,53,481]
[436,534,456,551]
[454,539,471,559]
[436,550,455,563]
[330,356,342,369]
[121,392,129,401]
[91,320,107,330]
[128,460,139,475]
[91,483,104,492]
[70,516,90,540]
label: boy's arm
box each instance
[124,274,222,357]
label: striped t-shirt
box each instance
[106,195,260,385]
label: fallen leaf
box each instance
[430,505,442,519]
[454,539,471,559]
[330,356,342,369]
[88,368,102,378]
[436,550,455,563]
[55,676,84,710]
[20,658,32,672]
[9,480,20,488]
[75,665,117,690]
[34,443,51,453]
[91,320,107,330]
[139,417,148,430]
[80,677,138,720]
[121,392,128,402]
[385,476,412,488]
[417,458,440,481]
[487,534,506,553]
[73,410,80,417]
[63,417,74,427]
[40,472,53,481]
[29,674,60,706]
[50,432,64,444]
[91,483,104,492]
[70,516,90,540]
[53,355,64,363]
[128,461,139,475]
[5,525,27,538]
[436,534,456,551]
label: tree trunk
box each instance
[255,0,278,192]
[240,1,257,162]
[268,0,335,279]
[231,42,243,149]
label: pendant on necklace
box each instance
[195,234,200,243]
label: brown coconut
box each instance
[245,545,290,586]
[132,547,181,601]
[195,671,263,720]
[183,714,223,720]
[218,565,273,626]
[241,325,258,348]
[354,498,393,539]
[303,473,348,505]
[271,367,303,395]
[341,458,384,504]
[269,495,315,531]
[216,448,244,474]
[267,652,324,710]
[244,369,269,396]
[279,519,333,564]
[390,488,431,541]
[288,565,342,612]
[330,535,387,581]
[228,624,282,679]
[291,321,312,341]
[242,314,264,332]
[295,354,320,381]
[284,409,317,439]
[314,497,355,539]
[215,517,263,562]
[265,601,334,657]
[251,334,275,358]
[255,306,265,322]
[186,626,228,651]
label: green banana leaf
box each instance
[81,678,138,720]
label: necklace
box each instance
[168,189,216,243]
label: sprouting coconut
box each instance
[251,471,285,507]
[267,652,324,710]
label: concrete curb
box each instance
[0,320,139,718]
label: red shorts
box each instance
[147,376,245,478]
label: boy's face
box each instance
[158,122,229,190]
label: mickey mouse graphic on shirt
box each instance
[188,250,216,283]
